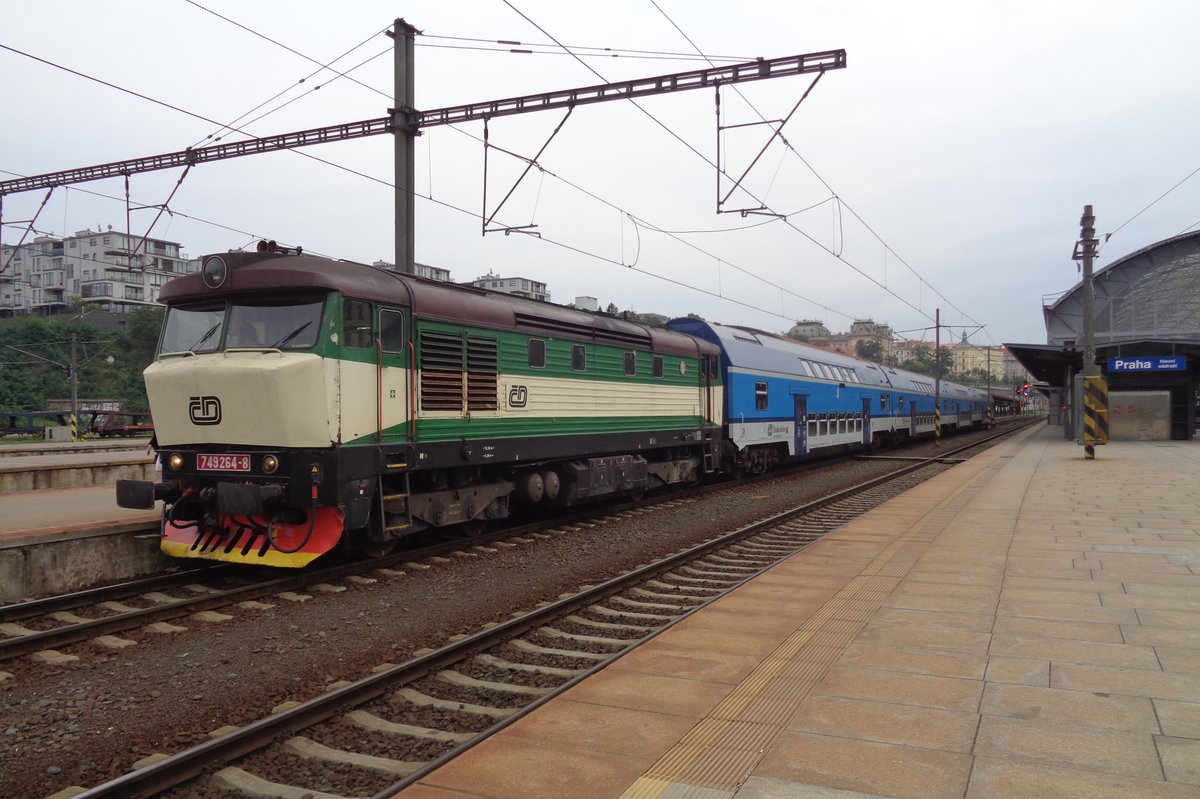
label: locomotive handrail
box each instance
[222,347,284,355]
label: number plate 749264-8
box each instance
[196,453,251,472]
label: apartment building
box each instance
[0,228,193,316]
[470,271,550,302]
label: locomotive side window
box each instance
[528,339,546,368]
[379,309,405,352]
[343,300,372,348]
[624,351,636,376]
[653,356,664,378]
[755,381,769,410]
[571,344,586,372]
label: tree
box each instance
[605,302,619,315]
[855,339,883,361]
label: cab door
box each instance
[378,307,410,441]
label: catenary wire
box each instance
[501,1,968,334]
[648,0,990,344]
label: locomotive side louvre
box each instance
[121,249,723,567]
[410,319,716,440]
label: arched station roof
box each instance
[1044,229,1200,347]
[1007,230,1200,386]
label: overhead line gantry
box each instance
[1,18,845,274]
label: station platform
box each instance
[0,484,158,545]
[402,423,1200,799]
[0,446,163,601]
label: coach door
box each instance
[794,395,808,456]
[861,397,871,446]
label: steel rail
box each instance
[68,424,1025,799]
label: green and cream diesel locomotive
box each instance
[117,248,724,567]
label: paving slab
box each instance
[402,425,1200,799]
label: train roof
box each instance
[159,251,714,358]
[666,317,987,399]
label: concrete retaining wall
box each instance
[0,461,156,493]
[0,524,169,602]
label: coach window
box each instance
[343,299,373,348]
[755,382,769,410]
[624,351,636,376]
[572,344,586,372]
[880,393,891,411]
[379,309,405,352]
[653,355,664,378]
[528,339,546,369]
[898,395,905,410]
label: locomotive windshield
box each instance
[159,299,324,355]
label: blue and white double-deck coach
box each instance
[665,319,987,473]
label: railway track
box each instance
[61,426,1021,799]
[0,499,693,665]
[1,422,1029,667]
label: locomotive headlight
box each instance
[167,453,185,471]
[262,455,279,474]
[202,255,228,289]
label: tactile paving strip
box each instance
[619,467,996,799]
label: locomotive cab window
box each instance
[571,344,586,372]
[159,302,225,355]
[228,299,324,350]
[528,339,546,369]
[343,299,373,349]
[379,309,405,353]
[624,351,636,376]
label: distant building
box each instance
[372,260,452,282]
[470,271,550,302]
[810,319,894,360]
[574,296,599,312]
[949,335,1030,383]
[1,228,192,316]
[787,319,830,340]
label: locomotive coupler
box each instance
[116,479,183,509]
[216,482,287,515]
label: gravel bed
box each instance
[306,721,455,763]
[0,424,1023,797]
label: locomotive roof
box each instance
[159,251,714,358]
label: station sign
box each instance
[1107,356,1188,372]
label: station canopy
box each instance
[1006,230,1200,386]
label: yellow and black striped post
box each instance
[1081,375,1108,459]
[987,405,994,429]
[934,405,941,446]
[70,413,78,442]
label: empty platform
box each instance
[401,423,1200,799]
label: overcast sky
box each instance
[2,1,1198,347]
